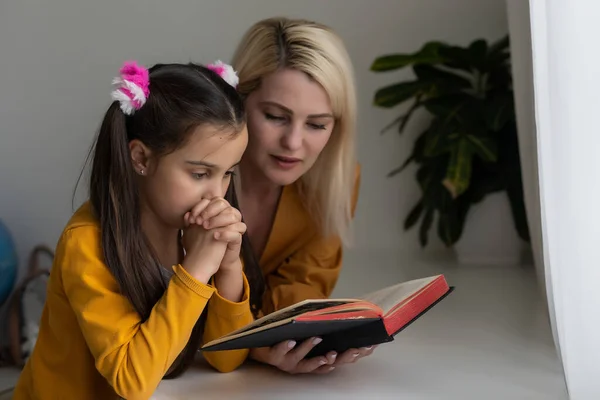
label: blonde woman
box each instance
[232,17,373,374]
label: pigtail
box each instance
[89,102,167,320]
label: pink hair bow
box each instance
[206,60,239,88]
[111,60,150,115]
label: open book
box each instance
[202,275,453,357]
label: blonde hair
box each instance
[232,17,358,246]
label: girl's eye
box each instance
[224,170,236,179]
[192,172,208,180]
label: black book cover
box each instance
[201,287,454,356]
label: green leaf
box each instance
[412,65,472,92]
[388,129,429,177]
[438,210,462,246]
[404,200,424,230]
[443,137,473,197]
[387,155,413,177]
[488,35,509,55]
[486,35,510,68]
[416,155,452,209]
[465,156,503,204]
[484,93,514,131]
[412,131,429,163]
[465,135,498,162]
[438,45,473,72]
[373,81,426,108]
[419,207,435,247]
[468,39,488,70]
[422,94,469,118]
[379,98,424,135]
[423,121,459,157]
[370,41,448,71]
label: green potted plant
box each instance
[370,36,530,265]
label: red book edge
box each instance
[382,275,450,335]
[295,302,383,322]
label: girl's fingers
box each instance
[213,230,242,244]
[200,198,231,221]
[203,211,242,230]
[189,199,211,223]
[209,223,247,238]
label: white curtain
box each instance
[507,1,600,398]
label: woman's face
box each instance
[244,68,335,186]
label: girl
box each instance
[232,17,374,374]
[13,61,258,399]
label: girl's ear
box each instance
[129,139,153,176]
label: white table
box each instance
[153,250,568,400]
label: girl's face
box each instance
[131,125,248,229]
[244,68,335,186]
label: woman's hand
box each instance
[330,345,376,366]
[249,338,377,374]
[185,197,246,272]
[250,338,337,374]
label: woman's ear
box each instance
[129,139,152,176]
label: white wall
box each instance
[0,0,508,274]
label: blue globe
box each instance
[0,220,18,306]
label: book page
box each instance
[225,299,356,337]
[358,276,439,315]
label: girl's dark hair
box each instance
[85,63,264,379]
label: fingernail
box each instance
[288,340,296,349]
[353,353,360,357]
[329,366,335,371]
[319,359,327,365]
[313,337,322,345]
[363,346,373,350]
[330,353,337,359]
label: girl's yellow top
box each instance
[13,202,254,400]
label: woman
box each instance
[231,17,373,374]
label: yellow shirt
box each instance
[259,165,361,315]
[14,202,254,400]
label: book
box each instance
[201,274,453,357]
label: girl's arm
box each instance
[61,226,214,400]
[201,262,254,372]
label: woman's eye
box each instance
[224,170,236,178]
[192,172,208,180]
[308,123,327,130]
[265,113,286,121]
